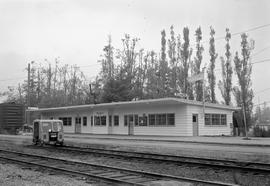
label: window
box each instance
[114,115,119,126]
[167,113,175,126]
[212,114,220,125]
[91,116,93,126]
[94,116,100,126]
[205,114,211,125]
[75,117,81,124]
[128,115,134,125]
[59,117,72,126]
[83,117,87,126]
[204,114,227,126]
[123,114,139,126]
[52,122,58,131]
[221,114,227,125]
[192,115,197,122]
[124,115,128,126]
[94,116,106,126]
[139,115,148,126]
[156,114,166,125]
[149,114,156,126]
[134,115,139,126]
[101,116,106,126]
[124,115,135,126]
[109,115,112,126]
[55,121,63,131]
[42,122,52,131]
[148,113,175,126]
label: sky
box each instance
[0,0,270,106]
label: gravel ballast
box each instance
[1,136,270,186]
[0,163,96,186]
[1,141,270,186]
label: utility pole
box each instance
[242,102,249,139]
[27,63,31,125]
[89,84,96,104]
[258,97,261,123]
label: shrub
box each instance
[253,126,270,137]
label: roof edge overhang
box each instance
[26,97,240,113]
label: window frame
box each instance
[148,114,156,126]
[83,116,87,126]
[167,113,175,126]
[100,116,106,126]
[204,113,227,126]
[75,117,81,124]
[156,114,167,126]
[114,115,119,126]
[138,115,148,126]
[109,115,112,126]
[124,115,128,126]
[59,117,72,126]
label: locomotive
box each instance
[33,119,64,146]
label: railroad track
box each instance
[2,139,270,175]
[36,145,270,175]
[0,148,238,186]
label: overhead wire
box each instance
[193,23,270,48]
[254,87,270,95]
[254,101,270,107]
[251,46,270,57]
[214,58,270,72]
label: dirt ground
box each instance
[0,163,98,186]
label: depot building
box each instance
[27,97,239,136]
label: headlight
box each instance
[48,129,52,132]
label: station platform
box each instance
[64,133,270,147]
[1,134,269,162]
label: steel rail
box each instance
[1,138,270,174]
[50,145,270,174]
[0,149,238,186]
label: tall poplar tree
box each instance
[193,27,204,101]
[159,29,169,97]
[233,33,254,131]
[168,25,177,96]
[101,35,114,81]
[219,28,233,105]
[207,27,218,103]
[180,27,193,99]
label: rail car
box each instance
[33,119,64,146]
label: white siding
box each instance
[41,110,93,133]
[186,105,233,136]
[110,104,189,136]
[90,109,109,134]
[39,103,234,136]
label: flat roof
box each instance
[26,97,240,113]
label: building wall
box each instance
[40,103,233,136]
[112,104,188,136]
[0,103,24,134]
[41,109,110,134]
[186,105,233,136]
[40,104,190,136]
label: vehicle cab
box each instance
[33,119,64,146]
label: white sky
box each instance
[0,0,270,106]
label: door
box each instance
[192,114,199,136]
[33,121,40,140]
[128,115,134,135]
[75,117,81,133]
[108,115,113,134]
